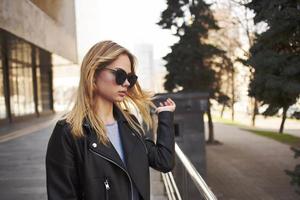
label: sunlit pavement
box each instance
[150,169,168,200]
[205,122,299,200]
[0,122,55,200]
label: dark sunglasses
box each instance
[103,67,138,88]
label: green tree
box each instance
[158,0,229,143]
[246,0,300,133]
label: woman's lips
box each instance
[118,91,127,96]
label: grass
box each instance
[211,115,300,146]
[241,128,300,146]
[212,116,247,127]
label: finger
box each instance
[159,102,164,106]
[169,99,175,105]
[167,99,172,104]
[166,100,171,105]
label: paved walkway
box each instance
[205,122,299,200]
[150,169,168,200]
[0,122,54,200]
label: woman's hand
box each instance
[155,98,176,113]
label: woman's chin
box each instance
[114,96,125,102]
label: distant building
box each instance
[133,43,168,93]
[153,58,167,93]
[133,44,155,91]
[0,0,77,124]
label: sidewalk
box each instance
[150,169,168,200]
[0,112,64,140]
[0,119,56,200]
[205,122,299,200]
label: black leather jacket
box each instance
[45,105,175,200]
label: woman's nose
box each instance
[123,79,130,87]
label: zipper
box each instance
[89,148,133,200]
[104,178,110,200]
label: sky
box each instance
[75,0,178,62]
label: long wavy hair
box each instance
[65,40,156,144]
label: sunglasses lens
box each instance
[114,68,137,88]
[115,69,127,85]
[128,75,138,88]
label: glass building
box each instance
[0,0,77,125]
[0,29,54,123]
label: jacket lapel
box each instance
[86,126,126,170]
[118,115,149,200]
[83,104,140,170]
[118,121,139,161]
[83,104,149,199]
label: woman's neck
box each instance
[94,96,116,124]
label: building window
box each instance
[35,48,43,113]
[36,48,53,112]
[0,29,54,122]
[0,34,6,119]
[8,36,35,116]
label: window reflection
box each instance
[8,37,35,116]
[0,30,54,121]
[0,35,6,119]
[36,48,52,112]
[36,48,43,113]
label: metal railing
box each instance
[161,143,218,200]
[161,171,182,200]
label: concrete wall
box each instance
[0,0,77,63]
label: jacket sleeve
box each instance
[45,121,81,200]
[144,111,175,173]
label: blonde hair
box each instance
[65,40,156,144]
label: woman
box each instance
[46,40,176,200]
